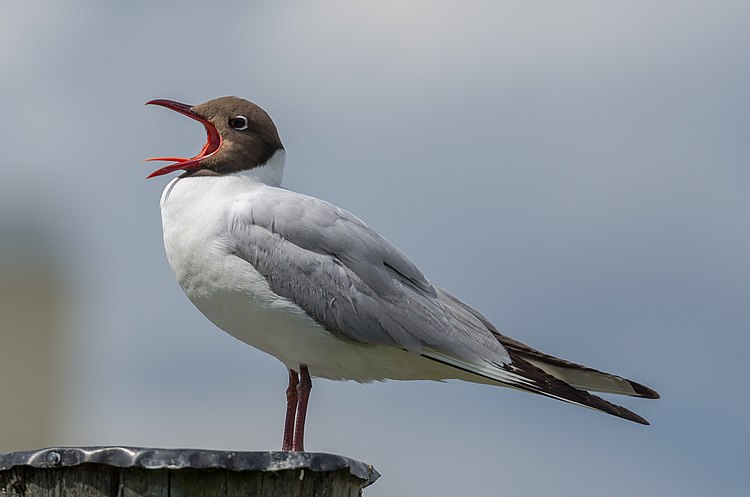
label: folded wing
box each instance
[227,188,511,364]
[227,187,658,424]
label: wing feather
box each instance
[227,190,511,364]
[436,289,660,399]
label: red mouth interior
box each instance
[145,99,222,178]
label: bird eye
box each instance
[229,116,248,130]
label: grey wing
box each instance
[226,190,657,425]
[227,190,511,365]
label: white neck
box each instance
[235,149,286,187]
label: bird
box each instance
[145,96,659,451]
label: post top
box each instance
[0,446,379,486]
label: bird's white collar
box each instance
[235,149,286,187]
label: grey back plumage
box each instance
[227,187,512,365]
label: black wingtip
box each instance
[629,380,660,400]
[605,401,651,425]
[553,376,652,425]
[503,354,654,426]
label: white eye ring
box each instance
[229,116,248,130]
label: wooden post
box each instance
[0,447,379,497]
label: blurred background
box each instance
[1,1,748,495]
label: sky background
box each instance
[1,1,749,495]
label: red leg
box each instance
[292,364,312,452]
[281,369,299,451]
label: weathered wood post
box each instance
[0,447,379,496]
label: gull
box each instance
[145,96,659,451]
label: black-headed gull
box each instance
[145,96,659,451]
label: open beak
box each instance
[145,99,222,178]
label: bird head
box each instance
[145,96,283,178]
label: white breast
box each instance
[159,173,471,383]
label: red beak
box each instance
[145,99,222,178]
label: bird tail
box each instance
[432,287,659,423]
[497,334,660,399]
[424,350,653,425]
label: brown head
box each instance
[145,96,284,178]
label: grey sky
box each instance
[2,1,748,495]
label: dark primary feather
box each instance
[423,351,650,425]
[437,290,660,399]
